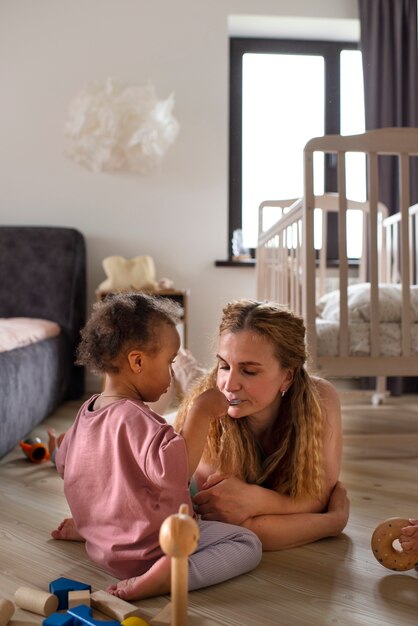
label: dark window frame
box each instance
[227,37,359,262]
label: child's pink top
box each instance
[55,395,192,579]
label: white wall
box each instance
[0,0,358,387]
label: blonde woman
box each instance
[175,300,349,551]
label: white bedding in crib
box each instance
[315,283,418,356]
[316,319,418,357]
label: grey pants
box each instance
[188,518,262,590]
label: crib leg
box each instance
[372,376,387,406]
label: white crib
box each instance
[256,128,418,399]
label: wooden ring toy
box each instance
[371,517,418,571]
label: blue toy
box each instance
[68,604,121,626]
[43,613,75,625]
[49,578,92,610]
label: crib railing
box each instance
[257,128,418,379]
[306,129,418,375]
[257,193,386,312]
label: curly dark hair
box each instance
[76,292,182,374]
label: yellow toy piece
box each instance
[121,617,150,626]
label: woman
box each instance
[175,299,349,551]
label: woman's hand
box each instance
[193,474,253,525]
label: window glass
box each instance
[242,53,324,249]
[232,39,364,260]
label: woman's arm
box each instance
[193,475,326,523]
[243,482,349,550]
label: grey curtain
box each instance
[359,0,418,393]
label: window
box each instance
[228,37,365,261]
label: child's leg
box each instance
[107,520,261,601]
[188,519,262,590]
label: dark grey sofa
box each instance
[0,226,86,459]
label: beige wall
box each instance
[0,0,358,388]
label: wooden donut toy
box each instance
[371,517,418,571]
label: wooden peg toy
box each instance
[159,503,200,626]
[14,585,58,616]
[0,598,14,626]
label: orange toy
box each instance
[19,438,50,463]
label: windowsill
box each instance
[215,258,256,267]
[215,258,360,268]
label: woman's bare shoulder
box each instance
[312,376,341,414]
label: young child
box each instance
[51,292,262,601]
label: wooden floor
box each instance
[2,390,418,625]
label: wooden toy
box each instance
[121,617,150,626]
[371,517,418,571]
[14,585,58,616]
[0,598,14,626]
[90,590,145,622]
[67,604,121,626]
[49,577,92,610]
[159,504,199,626]
[68,590,91,608]
[43,612,76,625]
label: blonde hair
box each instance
[175,300,325,499]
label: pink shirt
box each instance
[56,395,192,578]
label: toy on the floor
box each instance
[0,598,14,626]
[121,617,150,626]
[14,585,58,616]
[49,577,91,610]
[89,590,146,622]
[19,437,50,463]
[371,516,418,571]
[13,504,199,626]
[159,503,200,626]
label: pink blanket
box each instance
[0,318,61,353]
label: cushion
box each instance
[98,255,157,292]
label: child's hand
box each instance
[192,388,229,420]
[399,519,418,553]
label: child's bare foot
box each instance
[327,481,350,535]
[51,518,84,541]
[107,556,171,601]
